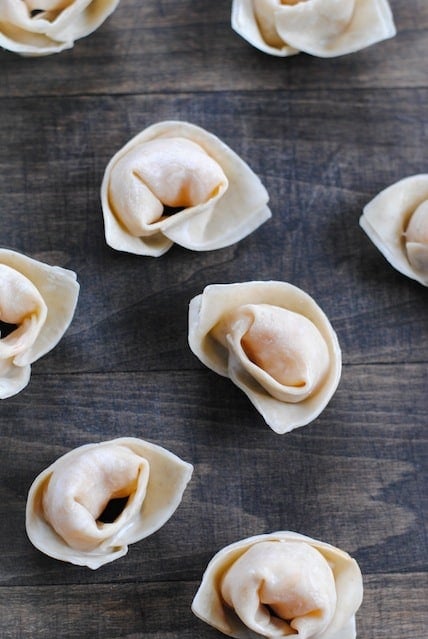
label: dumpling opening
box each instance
[93,475,139,530]
[41,445,148,551]
[0,320,19,339]
[147,180,224,225]
[107,137,228,238]
[97,496,130,524]
[263,604,298,634]
[262,590,327,631]
[161,205,185,218]
[24,0,74,21]
[220,540,337,637]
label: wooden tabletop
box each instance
[0,1,427,637]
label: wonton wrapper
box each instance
[231,0,395,58]
[0,0,119,56]
[192,531,363,639]
[26,437,193,569]
[0,248,79,399]
[359,174,428,287]
[101,120,271,257]
[188,282,341,434]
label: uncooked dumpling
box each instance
[0,248,79,399]
[192,531,363,639]
[101,120,271,256]
[231,0,396,57]
[0,0,120,56]
[360,174,428,286]
[26,437,193,569]
[188,281,341,434]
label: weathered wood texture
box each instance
[0,0,427,96]
[0,0,427,638]
[0,574,427,639]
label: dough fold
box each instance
[26,437,193,568]
[192,531,363,639]
[0,248,79,399]
[101,121,271,256]
[359,174,428,286]
[231,0,396,57]
[188,281,341,434]
[0,0,119,56]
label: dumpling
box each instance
[0,0,119,56]
[0,248,79,399]
[188,281,341,434]
[101,120,271,256]
[359,174,428,286]
[26,437,193,569]
[192,531,363,639]
[231,0,396,58]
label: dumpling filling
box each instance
[26,437,193,568]
[221,541,337,637]
[253,0,309,48]
[0,264,47,363]
[42,444,149,552]
[212,304,330,403]
[23,0,74,20]
[108,137,228,236]
[405,200,428,274]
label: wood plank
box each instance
[0,365,425,586]
[0,0,427,97]
[1,91,426,370]
[0,573,425,638]
[0,0,426,636]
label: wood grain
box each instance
[1,91,426,370]
[0,0,427,637]
[0,0,427,97]
[0,574,426,639]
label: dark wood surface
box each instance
[0,1,427,637]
